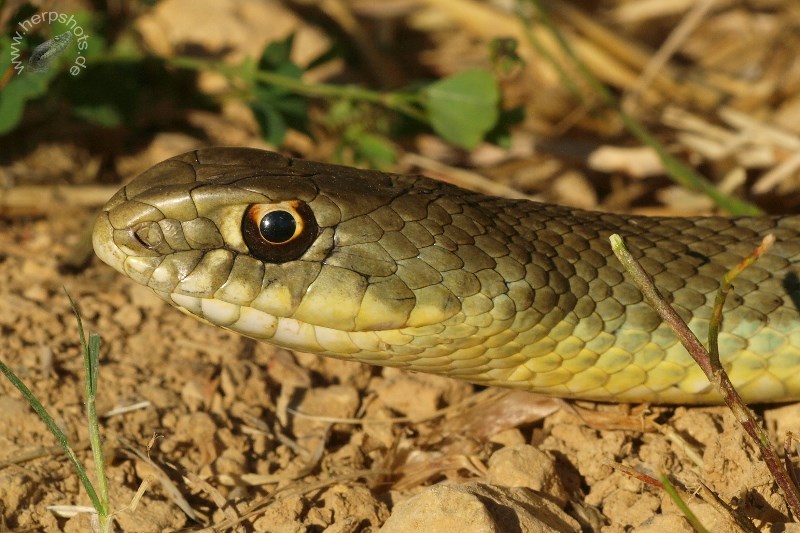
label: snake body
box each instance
[93,148,800,404]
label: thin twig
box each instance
[167,57,427,122]
[707,234,776,367]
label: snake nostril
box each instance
[133,221,165,250]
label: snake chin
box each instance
[156,290,393,359]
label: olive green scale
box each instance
[92,148,800,404]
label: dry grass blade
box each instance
[392,453,488,491]
[623,0,717,110]
[118,438,201,524]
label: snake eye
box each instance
[242,201,318,263]
[259,210,297,244]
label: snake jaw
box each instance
[92,212,129,276]
[157,288,393,357]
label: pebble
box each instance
[487,444,570,507]
[380,482,580,533]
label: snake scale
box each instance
[92,147,800,404]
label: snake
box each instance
[92,147,800,404]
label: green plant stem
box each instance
[707,234,776,367]
[609,235,711,375]
[166,56,428,123]
[66,291,110,528]
[86,334,109,521]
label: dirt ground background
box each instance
[4,0,800,531]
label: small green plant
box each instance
[0,291,111,531]
[2,4,507,165]
[172,33,503,160]
[1,8,105,133]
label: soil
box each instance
[2,203,798,531]
[4,0,800,531]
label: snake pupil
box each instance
[260,210,296,243]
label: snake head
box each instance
[93,147,494,359]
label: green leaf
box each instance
[251,101,287,146]
[488,38,525,75]
[306,41,346,71]
[0,72,52,134]
[349,131,396,169]
[248,34,310,145]
[259,33,295,70]
[424,69,500,149]
[486,106,525,148]
[250,82,309,145]
[71,103,123,127]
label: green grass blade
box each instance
[85,332,109,518]
[65,290,110,520]
[659,474,710,533]
[0,361,102,511]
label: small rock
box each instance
[112,305,142,331]
[0,471,34,522]
[380,482,580,533]
[371,369,472,417]
[214,447,247,478]
[488,428,526,447]
[174,411,219,464]
[22,284,49,303]
[292,385,361,452]
[0,397,33,436]
[632,514,693,533]
[20,258,53,279]
[487,444,570,507]
[294,385,360,430]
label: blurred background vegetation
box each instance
[3,0,800,215]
